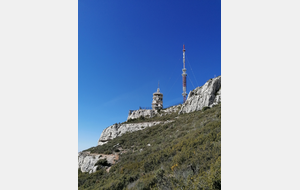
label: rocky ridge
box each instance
[98,120,174,146]
[127,109,156,121]
[179,76,221,114]
[98,76,221,146]
[127,104,181,121]
[79,76,221,173]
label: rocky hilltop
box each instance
[79,76,221,173]
[78,76,221,190]
[97,76,221,146]
[78,99,221,189]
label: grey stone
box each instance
[98,121,173,145]
[127,104,180,121]
[127,109,157,121]
[97,76,221,146]
[179,76,221,114]
[78,152,101,173]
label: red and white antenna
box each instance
[182,44,187,102]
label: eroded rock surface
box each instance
[98,121,173,146]
[98,76,220,146]
[127,109,157,121]
[127,104,181,121]
[78,152,101,173]
[78,152,119,173]
[179,76,221,114]
[160,105,181,116]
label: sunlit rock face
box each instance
[78,152,118,173]
[160,105,181,116]
[78,152,101,173]
[98,121,162,145]
[127,104,181,121]
[127,109,156,121]
[97,76,221,146]
[179,76,221,114]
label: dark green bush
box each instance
[202,106,210,111]
[95,158,110,167]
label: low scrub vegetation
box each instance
[95,159,111,167]
[80,103,221,190]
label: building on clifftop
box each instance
[152,82,163,110]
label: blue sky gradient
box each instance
[79,0,221,151]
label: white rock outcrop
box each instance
[212,87,221,106]
[160,105,181,115]
[78,152,101,173]
[98,121,173,145]
[179,76,221,114]
[78,152,119,173]
[127,109,156,121]
[97,76,220,146]
[127,104,181,121]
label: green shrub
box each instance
[202,106,210,111]
[103,150,112,154]
[95,158,110,167]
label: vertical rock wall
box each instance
[98,121,165,146]
[179,76,221,114]
[78,152,101,173]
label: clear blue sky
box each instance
[78,0,221,152]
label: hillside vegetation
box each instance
[79,103,221,190]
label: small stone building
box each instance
[152,86,163,110]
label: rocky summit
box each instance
[97,76,221,147]
[79,76,221,175]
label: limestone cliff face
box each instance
[161,105,181,116]
[179,76,221,114]
[97,76,220,146]
[127,109,157,121]
[127,105,181,121]
[78,151,119,173]
[78,152,101,173]
[98,121,173,146]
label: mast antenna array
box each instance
[182,44,187,103]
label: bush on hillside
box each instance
[202,106,210,111]
[79,103,221,190]
[95,158,110,167]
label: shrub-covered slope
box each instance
[79,103,221,190]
